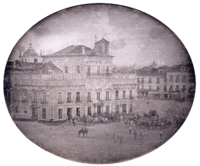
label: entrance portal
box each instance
[67,108,72,120]
[32,107,38,120]
[97,105,101,114]
[116,105,119,114]
[122,104,126,114]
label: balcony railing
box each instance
[41,101,47,104]
[57,101,63,104]
[87,73,111,77]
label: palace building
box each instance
[5,38,137,121]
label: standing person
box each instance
[129,126,132,134]
[159,130,163,140]
[117,134,120,142]
[133,130,137,140]
[112,133,116,143]
[72,117,75,127]
[120,135,123,144]
[139,131,143,140]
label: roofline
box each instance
[41,55,114,58]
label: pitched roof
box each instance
[23,44,38,57]
[14,60,62,74]
[95,38,109,44]
[46,45,92,56]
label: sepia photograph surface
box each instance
[4,3,196,164]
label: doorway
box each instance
[67,108,72,120]
[97,105,101,114]
[122,104,126,114]
[32,107,38,120]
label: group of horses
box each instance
[124,114,172,130]
[124,111,185,130]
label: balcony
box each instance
[22,100,28,103]
[148,81,152,84]
[57,101,63,104]
[41,101,47,104]
[87,73,111,77]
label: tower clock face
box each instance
[4,3,195,164]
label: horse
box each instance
[78,128,88,137]
[140,121,150,129]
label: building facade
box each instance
[5,38,137,121]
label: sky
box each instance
[9,4,191,67]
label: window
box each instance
[42,108,46,119]
[129,90,132,99]
[129,104,133,113]
[175,85,179,91]
[42,92,47,103]
[106,66,109,76]
[157,86,160,91]
[97,66,100,76]
[67,92,71,103]
[137,78,140,83]
[123,90,126,99]
[23,92,28,102]
[141,78,144,83]
[24,111,27,114]
[116,91,119,99]
[8,75,11,82]
[149,78,152,83]
[142,85,144,90]
[97,92,100,100]
[182,75,186,83]
[65,66,68,73]
[25,59,27,62]
[182,85,186,91]
[87,66,90,76]
[58,109,62,119]
[34,58,38,63]
[76,66,80,73]
[14,91,19,101]
[149,85,151,90]
[169,75,173,82]
[88,107,91,116]
[164,85,167,92]
[137,85,139,90]
[6,91,11,101]
[76,108,80,117]
[22,59,23,62]
[169,85,173,91]
[176,75,180,83]
[106,91,109,100]
[33,92,37,102]
[76,92,80,102]
[58,92,62,103]
[106,106,109,113]
[157,78,160,84]
[87,92,91,102]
